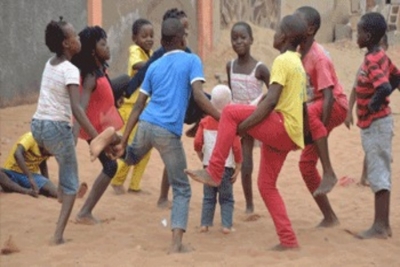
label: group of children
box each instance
[1,5,398,253]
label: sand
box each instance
[1,24,400,267]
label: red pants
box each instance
[300,100,347,192]
[207,104,299,247]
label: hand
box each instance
[116,97,125,109]
[344,112,353,129]
[231,163,241,183]
[237,124,247,137]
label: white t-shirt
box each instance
[33,59,80,124]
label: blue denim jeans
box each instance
[125,121,191,230]
[201,167,234,228]
[2,169,49,189]
[31,119,79,195]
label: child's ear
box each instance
[366,32,372,43]
[307,25,315,36]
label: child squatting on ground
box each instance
[194,85,243,234]
[88,18,220,253]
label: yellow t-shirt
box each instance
[270,51,307,149]
[3,132,49,173]
[125,44,153,104]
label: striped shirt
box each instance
[355,49,400,128]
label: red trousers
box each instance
[207,104,299,247]
[300,100,347,192]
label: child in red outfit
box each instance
[194,85,242,234]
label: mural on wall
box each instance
[220,0,280,29]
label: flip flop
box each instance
[338,176,355,187]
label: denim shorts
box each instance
[1,168,49,190]
[31,119,79,195]
[361,115,393,193]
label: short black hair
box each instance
[132,18,152,36]
[296,6,321,35]
[232,21,253,39]
[280,15,308,47]
[71,26,107,77]
[162,8,187,21]
[45,17,68,56]
[161,18,185,44]
[360,12,387,45]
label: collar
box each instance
[163,49,185,57]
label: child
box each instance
[90,18,219,253]
[195,85,242,234]
[111,18,154,194]
[294,6,348,226]
[0,132,57,198]
[345,33,395,186]
[227,21,270,214]
[31,18,99,245]
[71,26,124,225]
[346,12,399,239]
[186,15,308,250]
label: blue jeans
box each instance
[201,167,234,228]
[31,119,79,195]
[125,121,191,230]
[2,169,49,189]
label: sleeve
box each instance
[193,119,205,152]
[269,56,287,87]
[127,46,146,76]
[367,61,389,89]
[17,133,35,152]
[232,136,243,163]
[315,57,335,91]
[125,47,165,97]
[65,64,80,86]
[389,60,400,91]
[190,55,205,84]
[140,65,154,96]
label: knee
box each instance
[103,160,118,178]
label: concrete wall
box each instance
[0,0,87,107]
[102,0,198,77]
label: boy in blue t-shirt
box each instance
[90,18,219,253]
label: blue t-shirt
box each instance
[139,50,205,136]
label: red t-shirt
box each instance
[355,49,399,129]
[302,41,348,110]
[79,75,124,140]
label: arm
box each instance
[321,86,334,126]
[237,83,283,136]
[72,74,96,140]
[368,83,392,112]
[39,160,49,179]
[132,61,147,71]
[345,87,356,129]
[14,145,39,194]
[193,120,204,161]
[226,61,231,89]
[230,136,243,183]
[68,83,98,140]
[255,64,270,89]
[192,81,220,121]
[120,92,148,147]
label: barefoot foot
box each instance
[356,226,391,239]
[168,243,193,254]
[222,227,231,234]
[200,226,209,233]
[157,199,172,209]
[245,205,254,214]
[313,172,338,196]
[184,169,219,187]
[75,214,100,225]
[89,127,116,162]
[317,217,340,228]
[111,184,126,195]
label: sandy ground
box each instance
[1,24,400,267]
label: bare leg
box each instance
[241,135,254,214]
[314,194,339,227]
[184,169,219,187]
[357,190,391,239]
[168,229,191,254]
[76,173,110,225]
[313,137,337,196]
[359,156,369,186]
[40,181,58,198]
[52,193,76,245]
[157,168,171,208]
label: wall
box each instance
[101,0,198,77]
[0,0,87,107]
